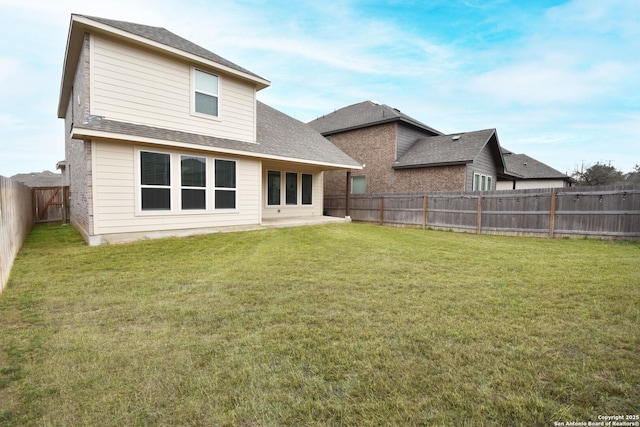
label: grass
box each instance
[0,223,638,426]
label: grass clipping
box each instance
[1,223,639,425]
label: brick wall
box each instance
[323,122,467,196]
[64,33,94,239]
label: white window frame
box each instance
[192,68,220,119]
[214,158,237,210]
[473,172,493,191]
[138,149,172,212]
[351,176,366,194]
[180,155,207,211]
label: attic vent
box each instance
[452,135,461,141]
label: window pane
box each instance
[286,172,297,205]
[142,188,170,210]
[267,171,281,205]
[215,159,236,188]
[195,92,218,116]
[182,189,206,210]
[195,70,218,94]
[352,176,366,194]
[181,156,206,187]
[302,174,312,205]
[486,176,492,191]
[474,174,480,191]
[481,175,486,191]
[141,152,170,186]
[215,190,236,209]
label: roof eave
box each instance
[393,160,471,170]
[320,116,441,137]
[71,126,362,170]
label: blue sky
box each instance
[1,0,638,177]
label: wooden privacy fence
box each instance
[0,176,35,293]
[324,185,640,240]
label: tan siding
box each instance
[91,140,261,236]
[90,34,256,142]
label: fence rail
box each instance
[0,176,34,292]
[325,185,640,240]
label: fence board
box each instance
[0,176,34,293]
[324,185,640,240]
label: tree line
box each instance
[572,163,640,186]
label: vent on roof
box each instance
[452,135,461,141]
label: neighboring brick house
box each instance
[57,15,360,245]
[308,101,506,195]
[497,149,575,190]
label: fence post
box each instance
[423,195,428,229]
[379,197,384,225]
[549,191,556,239]
[476,195,482,234]
[345,171,351,218]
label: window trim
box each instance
[285,172,298,205]
[139,149,172,212]
[301,173,313,205]
[351,175,366,194]
[214,158,237,210]
[267,170,281,206]
[180,154,207,211]
[473,172,493,191]
[192,67,220,119]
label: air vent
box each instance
[452,135,461,141]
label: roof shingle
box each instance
[308,100,442,136]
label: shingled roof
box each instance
[308,101,442,136]
[394,129,504,169]
[501,149,572,180]
[72,102,361,169]
[76,15,265,81]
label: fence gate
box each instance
[33,186,69,223]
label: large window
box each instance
[140,151,171,210]
[194,69,219,117]
[181,155,206,210]
[286,172,298,205]
[473,173,493,191]
[215,159,236,209]
[302,174,313,205]
[267,170,281,206]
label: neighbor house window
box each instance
[267,170,281,205]
[194,69,219,116]
[473,173,493,191]
[352,176,366,194]
[302,174,313,205]
[214,159,236,209]
[286,172,298,205]
[140,151,171,210]
[181,155,206,210]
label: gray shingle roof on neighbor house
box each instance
[11,171,62,188]
[501,149,572,180]
[308,100,442,136]
[73,102,361,168]
[76,14,268,82]
[394,129,500,169]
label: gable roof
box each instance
[58,14,270,118]
[307,101,442,136]
[71,102,362,169]
[10,171,62,188]
[501,149,573,181]
[393,129,504,169]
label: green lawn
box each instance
[1,223,638,426]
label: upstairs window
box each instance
[140,151,171,210]
[194,69,219,117]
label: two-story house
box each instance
[57,15,360,245]
[308,101,506,195]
